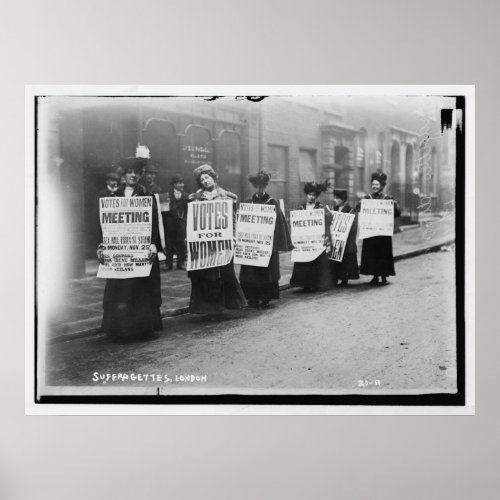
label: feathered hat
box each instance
[116,144,151,173]
[116,157,147,174]
[371,172,387,187]
[303,182,326,195]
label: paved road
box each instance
[44,250,457,394]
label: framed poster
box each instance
[26,85,474,415]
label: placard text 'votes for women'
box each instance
[186,199,234,271]
[97,196,153,279]
[329,211,355,262]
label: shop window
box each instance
[334,145,350,167]
[298,149,316,182]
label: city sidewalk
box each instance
[44,214,455,342]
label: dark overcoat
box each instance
[187,186,247,314]
[330,203,360,282]
[290,201,333,290]
[101,184,163,339]
[163,188,189,266]
[357,192,400,277]
[239,193,293,300]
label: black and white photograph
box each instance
[27,86,473,413]
[8,0,500,498]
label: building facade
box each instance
[38,95,457,277]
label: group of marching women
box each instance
[97,156,399,341]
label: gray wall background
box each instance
[1,0,496,499]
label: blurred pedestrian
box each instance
[142,164,162,195]
[164,174,189,271]
[357,172,400,285]
[98,172,120,198]
[290,182,332,292]
[239,171,292,309]
[94,172,120,245]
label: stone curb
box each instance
[48,238,455,344]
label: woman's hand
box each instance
[148,244,158,264]
[97,244,105,264]
[325,204,334,215]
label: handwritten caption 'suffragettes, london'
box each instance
[92,372,208,384]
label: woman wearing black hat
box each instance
[357,172,400,285]
[329,188,359,286]
[239,171,293,308]
[97,157,163,341]
[290,182,332,292]
[187,164,247,314]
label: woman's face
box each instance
[371,180,382,194]
[125,169,139,187]
[306,192,317,204]
[200,173,216,190]
[333,196,343,207]
[254,185,266,196]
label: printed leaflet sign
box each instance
[358,199,394,239]
[234,203,276,267]
[290,209,325,263]
[329,211,355,262]
[97,196,153,279]
[186,200,234,271]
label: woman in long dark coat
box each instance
[290,182,332,292]
[239,171,293,309]
[328,188,359,286]
[357,172,401,285]
[187,164,247,315]
[98,157,163,341]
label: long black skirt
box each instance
[189,261,247,314]
[240,251,281,300]
[101,261,162,340]
[360,236,396,277]
[290,252,332,290]
[330,253,360,282]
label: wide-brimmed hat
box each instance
[116,157,147,174]
[303,182,326,195]
[248,171,271,187]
